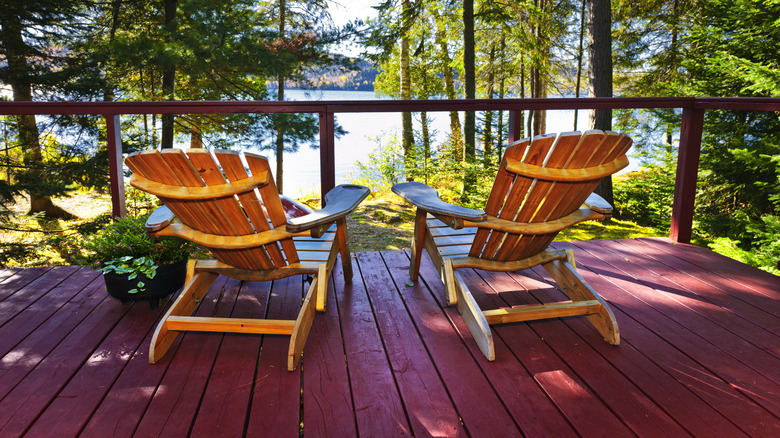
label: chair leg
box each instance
[543,257,620,345]
[336,218,353,282]
[453,271,495,361]
[315,262,329,312]
[288,274,318,371]
[185,259,196,285]
[443,258,458,306]
[149,270,219,364]
[409,208,428,281]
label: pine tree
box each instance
[0,0,106,218]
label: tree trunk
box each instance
[530,0,548,137]
[588,0,614,203]
[483,43,495,167]
[421,111,430,184]
[0,10,74,218]
[519,54,526,139]
[665,0,680,152]
[432,9,462,155]
[401,0,414,181]
[574,0,587,130]
[531,65,547,136]
[161,0,178,149]
[497,31,506,166]
[462,0,476,200]
[421,73,431,184]
[276,0,287,193]
[190,123,203,149]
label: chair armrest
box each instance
[145,205,176,232]
[287,184,370,234]
[583,192,613,215]
[391,182,486,221]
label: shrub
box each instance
[67,212,194,270]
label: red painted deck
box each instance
[1,237,778,437]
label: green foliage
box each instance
[682,0,780,97]
[747,214,780,275]
[707,231,780,276]
[612,152,677,229]
[67,212,195,275]
[612,0,780,275]
[101,256,158,294]
[354,124,503,210]
[354,134,405,190]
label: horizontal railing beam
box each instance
[0,96,700,116]
[1,96,778,243]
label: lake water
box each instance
[269,89,634,196]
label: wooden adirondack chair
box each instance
[125,149,369,370]
[392,130,631,360]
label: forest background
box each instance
[0,0,778,274]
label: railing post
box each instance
[507,110,524,143]
[319,110,336,205]
[670,106,705,243]
[106,114,126,218]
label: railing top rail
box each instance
[1,96,778,116]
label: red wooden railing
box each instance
[2,97,779,243]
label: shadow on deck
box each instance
[0,237,778,437]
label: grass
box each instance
[1,191,114,267]
[1,188,667,268]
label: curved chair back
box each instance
[126,149,299,271]
[470,130,632,261]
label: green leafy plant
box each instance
[101,256,157,294]
[68,212,195,293]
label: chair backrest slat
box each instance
[184,150,274,270]
[495,131,604,261]
[126,149,298,271]
[472,134,557,259]
[243,153,300,264]
[129,151,219,236]
[469,130,632,262]
[215,151,298,265]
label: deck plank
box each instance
[78,312,172,438]
[333,256,411,436]
[189,278,268,437]
[0,239,779,436]
[0,267,100,363]
[0,268,21,285]
[244,275,303,437]
[480,267,691,437]
[600,239,780,358]
[562,242,780,436]
[568,241,780,413]
[639,237,780,297]
[302,266,357,437]
[356,251,468,437]
[362,251,471,437]
[0,271,134,436]
[133,275,232,437]
[613,238,780,336]
[0,273,107,401]
[24,293,163,437]
[397,250,575,437]
[508,266,747,437]
[0,267,43,301]
[0,266,77,325]
[572,240,780,379]
[457,267,633,436]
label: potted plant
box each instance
[69,212,195,308]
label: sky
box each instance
[328,1,378,56]
[329,0,376,26]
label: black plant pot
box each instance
[103,259,188,309]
